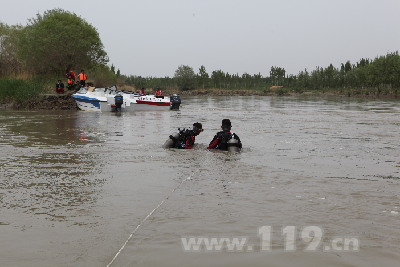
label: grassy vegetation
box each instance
[0,78,46,102]
[287,86,400,98]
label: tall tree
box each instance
[18,9,108,75]
[198,65,209,89]
[211,70,225,88]
[174,65,195,90]
[0,23,23,77]
[344,61,352,72]
[269,66,286,86]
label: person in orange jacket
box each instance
[139,88,146,96]
[155,88,164,97]
[66,68,76,90]
[78,69,87,87]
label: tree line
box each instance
[294,52,400,93]
[125,66,269,91]
[1,9,399,95]
[124,52,400,95]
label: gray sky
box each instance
[1,0,399,77]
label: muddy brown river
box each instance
[0,96,399,267]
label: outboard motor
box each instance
[114,93,124,112]
[163,132,180,148]
[170,94,181,110]
[227,138,241,153]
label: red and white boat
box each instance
[134,95,172,111]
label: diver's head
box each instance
[221,119,232,132]
[193,122,203,135]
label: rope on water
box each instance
[106,175,190,267]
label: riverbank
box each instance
[176,87,400,98]
[1,87,398,111]
[176,88,267,96]
[0,93,78,110]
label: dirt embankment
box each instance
[1,93,78,110]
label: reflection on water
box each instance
[1,151,102,221]
[0,114,110,150]
[0,111,107,225]
[0,96,400,267]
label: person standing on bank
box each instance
[66,68,76,90]
[78,70,87,87]
[55,80,64,94]
[208,119,242,151]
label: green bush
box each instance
[276,87,287,95]
[90,65,116,87]
[0,78,45,102]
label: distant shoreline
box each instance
[1,88,398,111]
[176,88,399,99]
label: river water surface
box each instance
[1,96,399,267]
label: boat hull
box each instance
[72,96,101,111]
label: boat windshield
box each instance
[77,87,88,94]
[105,89,117,95]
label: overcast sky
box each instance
[1,0,399,77]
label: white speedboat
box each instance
[72,86,180,112]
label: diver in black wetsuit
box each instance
[208,119,242,151]
[163,122,203,149]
